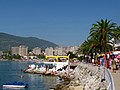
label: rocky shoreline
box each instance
[54,63,108,90]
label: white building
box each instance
[45,47,54,56]
[114,38,120,50]
[54,47,63,55]
[66,46,79,54]
[19,45,28,56]
[33,47,41,55]
[11,46,19,55]
[111,38,120,50]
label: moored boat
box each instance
[24,55,70,76]
[3,82,28,88]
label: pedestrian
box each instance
[100,57,105,66]
[92,58,94,65]
[112,59,116,73]
[109,57,112,69]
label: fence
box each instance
[105,67,115,90]
[79,62,115,90]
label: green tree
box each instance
[67,51,77,59]
[114,26,120,38]
[77,19,119,62]
[13,54,21,59]
[37,54,45,59]
[89,19,117,53]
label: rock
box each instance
[69,74,75,80]
[75,80,80,84]
[69,86,74,90]
[84,85,89,90]
[100,87,107,90]
[74,86,84,90]
[54,63,108,90]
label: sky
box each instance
[0,0,120,46]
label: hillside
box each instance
[0,32,58,50]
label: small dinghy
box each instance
[3,81,28,88]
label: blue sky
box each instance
[0,0,120,46]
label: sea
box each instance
[0,60,60,90]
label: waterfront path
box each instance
[110,69,120,90]
[83,63,120,90]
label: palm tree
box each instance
[78,40,90,62]
[78,39,97,62]
[77,19,119,63]
[115,26,120,38]
[79,40,90,55]
[112,26,120,50]
[89,19,117,53]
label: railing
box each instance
[105,67,115,90]
[79,62,115,90]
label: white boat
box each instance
[24,55,70,75]
[3,85,26,88]
[43,60,69,70]
[3,82,28,88]
[45,55,70,70]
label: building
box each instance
[114,38,120,50]
[19,45,28,56]
[11,46,19,55]
[66,46,79,54]
[45,47,53,56]
[32,47,41,55]
[54,47,63,55]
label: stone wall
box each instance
[55,63,108,90]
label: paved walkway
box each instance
[110,69,120,90]
[80,62,120,90]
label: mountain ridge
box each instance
[0,32,58,50]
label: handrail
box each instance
[105,68,115,90]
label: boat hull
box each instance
[3,85,26,88]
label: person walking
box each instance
[109,58,112,69]
[112,59,116,73]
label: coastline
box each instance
[0,61,59,90]
[0,59,109,90]
[54,63,108,90]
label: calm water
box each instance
[0,60,60,90]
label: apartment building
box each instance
[11,46,19,55]
[32,47,41,55]
[45,47,53,56]
[11,45,28,56]
[19,45,28,56]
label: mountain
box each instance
[0,32,58,50]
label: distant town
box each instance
[0,45,79,60]
[0,37,120,61]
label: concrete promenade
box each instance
[88,63,120,90]
[110,69,120,90]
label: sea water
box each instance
[0,60,59,90]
